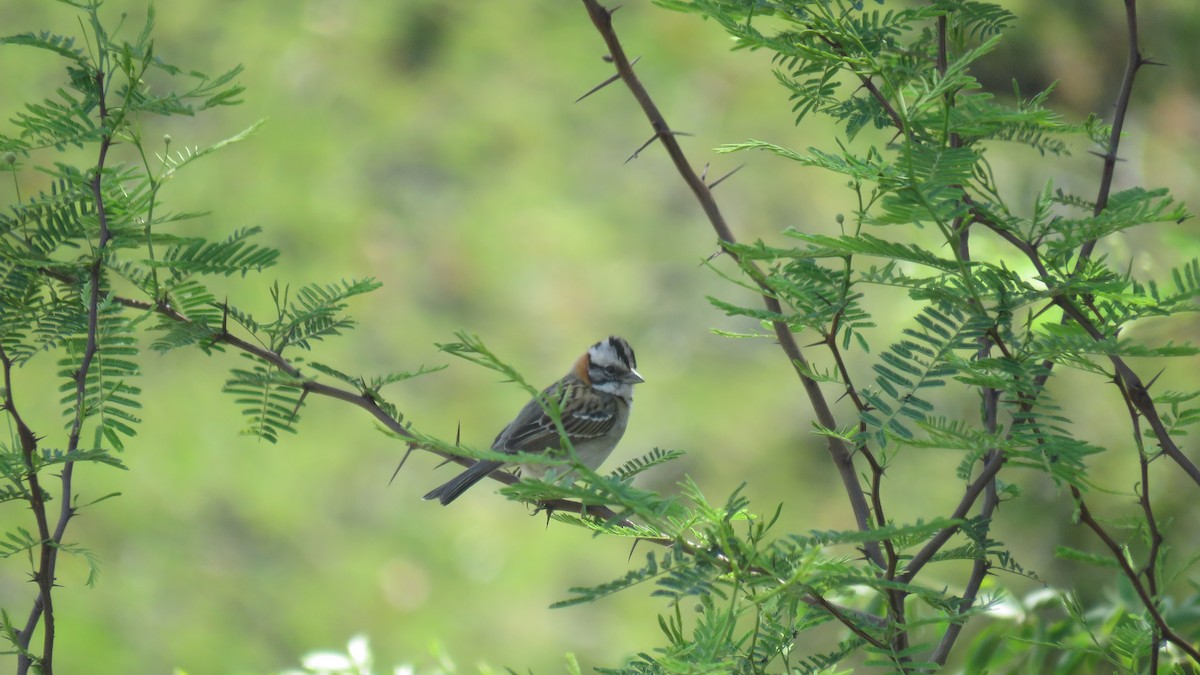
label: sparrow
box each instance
[424,336,644,505]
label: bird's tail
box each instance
[422,460,506,505]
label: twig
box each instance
[625,130,693,163]
[576,55,641,102]
[927,387,1001,667]
[577,0,884,571]
[1071,486,1200,664]
[18,113,888,654]
[706,164,744,190]
[18,67,115,675]
[3,346,49,672]
[974,215,1200,487]
[900,448,1005,582]
[1077,0,1146,265]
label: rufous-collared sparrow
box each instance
[424,336,644,505]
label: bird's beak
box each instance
[626,369,645,384]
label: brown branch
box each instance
[94,287,888,636]
[972,209,1200,486]
[1051,297,1200,486]
[928,389,1001,667]
[1119,398,1163,675]
[577,0,883,571]
[1072,486,1200,665]
[1077,0,1146,265]
[976,210,1199,664]
[900,447,1005,582]
[1110,373,1165,602]
[18,68,114,675]
[803,585,891,650]
[93,288,649,529]
[576,55,641,102]
[3,346,50,672]
[116,294,900,635]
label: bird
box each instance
[424,336,644,505]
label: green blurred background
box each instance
[1,1,1198,672]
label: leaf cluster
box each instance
[600,0,1200,671]
[0,4,417,669]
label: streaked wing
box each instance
[494,380,618,453]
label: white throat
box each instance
[592,379,634,402]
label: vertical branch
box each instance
[826,306,908,652]
[1020,1,1152,415]
[930,9,1001,650]
[4,347,50,673]
[1071,487,1200,664]
[577,0,884,571]
[1077,0,1146,264]
[17,66,114,675]
[1132,393,1166,673]
[936,12,970,262]
[927,387,1001,667]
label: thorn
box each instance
[628,538,642,562]
[425,422,465,471]
[625,130,693,163]
[288,388,309,422]
[201,302,232,351]
[608,4,623,16]
[707,164,745,190]
[1029,302,1055,322]
[388,443,417,486]
[531,501,557,525]
[576,56,640,103]
[1145,368,1165,391]
[700,162,710,182]
[625,133,660,163]
[700,248,724,266]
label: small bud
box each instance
[2,152,15,165]
[162,134,172,146]
[835,213,845,225]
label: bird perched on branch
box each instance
[424,336,644,505]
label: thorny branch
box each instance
[824,4,1193,652]
[84,290,883,635]
[978,220,1200,487]
[1072,486,1200,664]
[1077,0,1149,266]
[2,346,48,671]
[17,68,115,675]
[577,0,885,572]
[8,1,1190,670]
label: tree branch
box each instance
[577,0,883,571]
[1077,0,1146,265]
[3,346,50,672]
[18,67,116,675]
[1071,486,1200,664]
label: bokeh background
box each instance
[1,1,1198,672]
